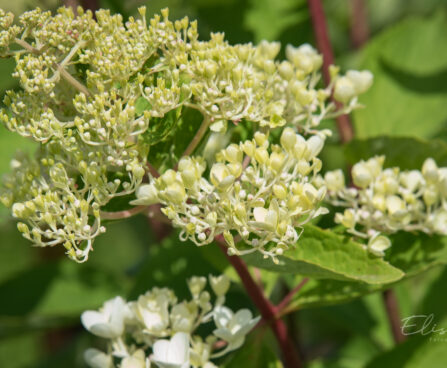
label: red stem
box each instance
[216,239,302,368]
[383,289,406,344]
[307,0,354,143]
[350,0,370,49]
[276,278,309,315]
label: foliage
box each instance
[0,1,446,368]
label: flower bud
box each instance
[346,70,373,94]
[334,76,356,103]
[280,128,297,151]
[368,234,391,257]
[209,274,230,297]
[324,170,345,191]
[352,163,372,188]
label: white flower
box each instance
[368,234,391,257]
[170,302,198,333]
[213,306,260,351]
[121,349,150,368]
[84,348,113,368]
[133,288,176,336]
[152,332,190,368]
[345,70,373,94]
[209,274,230,297]
[81,296,130,339]
[130,184,159,206]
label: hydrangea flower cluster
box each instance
[81,275,260,368]
[133,129,328,260]
[320,156,447,256]
[0,6,372,261]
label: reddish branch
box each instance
[350,0,370,48]
[216,238,302,368]
[307,0,354,143]
[383,289,406,343]
[276,278,309,316]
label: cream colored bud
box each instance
[187,276,207,297]
[400,170,423,192]
[254,132,268,147]
[368,234,391,257]
[422,158,438,182]
[278,61,294,80]
[209,274,230,297]
[346,70,373,94]
[254,148,269,164]
[161,169,178,186]
[386,195,406,216]
[423,186,438,206]
[12,203,26,218]
[324,170,345,191]
[336,209,356,228]
[433,211,447,234]
[225,144,243,163]
[280,127,297,151]
[269,152,286,172]
[334,76,356,103]
[131,184,159,206]
[352,163,372,188]
[242,141,256,156]
[306,135,325,158]
[273,184,287,199]
[164,182,186,204]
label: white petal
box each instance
[81,311,107,331]
[153,340,170,362]
[169,332,189,364]
[84,348,112,368]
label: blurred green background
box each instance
[1,0,447,367]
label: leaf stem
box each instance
[383,289,406,344]
[181,115,211,158]
[276,278,309,316]
[307,0,354,143]
[216,237,302,368]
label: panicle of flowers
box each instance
[319,156,447,256]
[0,5,372,261]
[133,129,328,262]
[81,274,260,368]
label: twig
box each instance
[383,289,406,344]
[307,0,354,143]
[146,162,161,178]
[100,205,148,220]
[216,237,302,368]
[181,115,211,158]
[276,278,309,316]
[350,0,370,49]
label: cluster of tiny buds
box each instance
[0,5,372,261]
[81,274,260,368]
[318,156,447,256]
[133,129,328,262]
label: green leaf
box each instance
[142,106,182,147]
[365,333,447,368]
[129,236,221,300]
[344,136,447,169]
[283,277,382,312]
[282,232,447,312]
[223,330,283,368]
[352,12,447,139]
[244,0,307,43]
[385,232,447,278]
[242,225,404,284]
[146,106,204,170]
[135,96,152,115]
[0,260,124,317]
